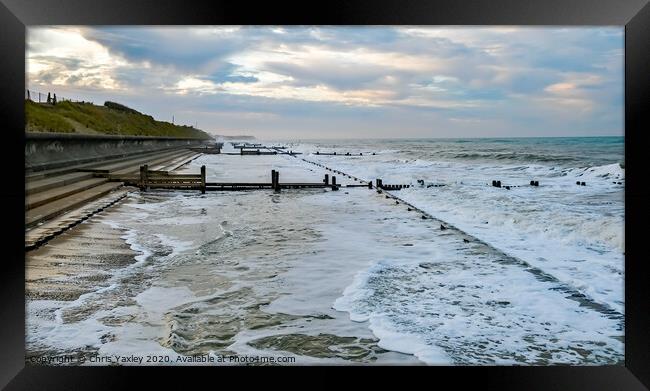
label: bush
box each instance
[104,101,141,115]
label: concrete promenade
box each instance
[25,134,212,250]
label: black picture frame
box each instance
[1,0,648,389]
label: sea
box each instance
[26,136,625,365]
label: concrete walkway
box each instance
[25,148,203,250]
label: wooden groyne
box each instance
[240,148,278,155]
[130,165,368,192]
[190,142,223,154]
[299,153,557,192]
[244,146,301,155]
[231,142,263,149]
[293,155,438,220]
[314,151,376,156]
[299,157,416,191]
[28,146,586,254]
[26,145,381,251]
[220,146,301,156]
[134,164,206,193]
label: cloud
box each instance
[26,26,623,138]
[27,27,128,90]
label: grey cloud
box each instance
[27,26,623,138]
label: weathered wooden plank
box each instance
[200,165,206,194]
[146,176,202,181]
[206,182,271,186]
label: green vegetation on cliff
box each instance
[25,100,212,139]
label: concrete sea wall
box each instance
[26,132,211,172]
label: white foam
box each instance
[368,314,451,365]
[28,143,624,365]
[334,252,623,364]
[153,233,196,258]
[134,286,197,320]
[301,148,624,314]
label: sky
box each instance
[26,26,623,139]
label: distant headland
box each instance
[213,135,256,140]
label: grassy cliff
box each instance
[25,100,212,139]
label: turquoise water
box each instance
[277,136,624,168]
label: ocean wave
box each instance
[563,163,625,181]
[439,151,580,163]
[335,255,623,365]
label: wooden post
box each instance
[271,170,276,188]
[324,174,329,185]
[376,178,383,189]
[139,165,145,190]
[368,181,372,189]
[240,147,243,155]
[275,171,280,192]
[201,165,206,194]
[143,164,148,190]
[140,164,148,191]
